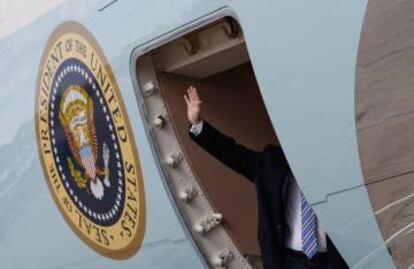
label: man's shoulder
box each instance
[263,144,282,154]
[262,144,289,170]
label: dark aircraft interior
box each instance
[135,18,278,268]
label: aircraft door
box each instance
[235,1,395,268]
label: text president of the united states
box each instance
[184,86,349,269]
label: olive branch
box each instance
[67,158,87,189]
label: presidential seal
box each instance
[35,22,146,259]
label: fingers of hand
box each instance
[190,87,198,101]
[186,87,193,102]
[184,94,190,105]
[185,86,200,104]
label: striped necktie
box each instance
[301,192,319,259]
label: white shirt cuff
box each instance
[190,121,204,136]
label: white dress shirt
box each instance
[283,172,327,252]
[190,121,204,136]
[190,120,327,253]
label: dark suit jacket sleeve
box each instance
[189,121,261,182]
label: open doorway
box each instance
[133,17,279,268]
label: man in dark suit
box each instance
[184,86,349,269]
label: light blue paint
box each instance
[228,0,394,268]
[0,1,203,268]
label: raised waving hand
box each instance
[184,86,203,125]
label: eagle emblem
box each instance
[36,22,146,258]
[59,85,111,200]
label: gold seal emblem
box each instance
[35,21,146,259]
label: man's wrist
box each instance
[191,117,202,125]
[190,120,204,136]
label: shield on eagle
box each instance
[58,85,111,200]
